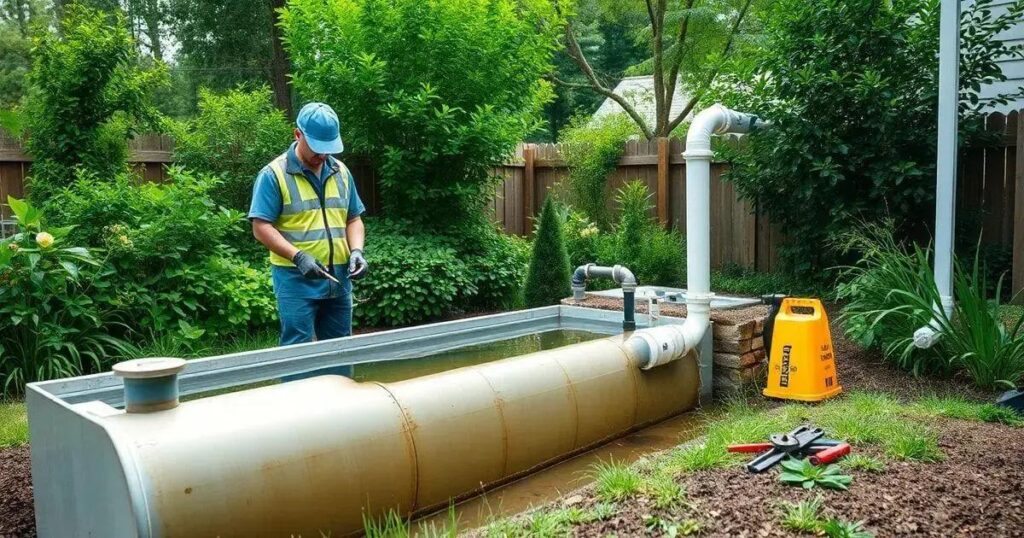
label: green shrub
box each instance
[603,181,684,287]
[838,225,1024,388]
[559,114,638,229]
[44,169,276,339]
[0,198,136,396]
[283,0,561,229]
[712,264,831,298]
[561,207,602,269]
[453,219,531,312]
[353,220,474,327]
[715,0,1024,274]
[24,4,166,203]
[524,197,572,307]
[835,223,942,375]
[169,86,293,213]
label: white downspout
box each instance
[626,104,768,369]
[914,0,959,348]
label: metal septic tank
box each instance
[41,333,701,537]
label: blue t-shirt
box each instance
[248,142,366,299]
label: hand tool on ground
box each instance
[808,442,851,465]
[745,425,824,473]
[727,438,842,454]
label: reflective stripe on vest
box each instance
[267,153,352,267]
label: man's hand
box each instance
[348,249,368,280]
[292,250,329,280]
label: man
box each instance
[249,102,368,375]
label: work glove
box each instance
[292,250,330,280]
[348,248,368,280]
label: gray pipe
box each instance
[572,264,638,331]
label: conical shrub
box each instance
[523,196,572,307]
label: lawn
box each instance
[0,402,28,448]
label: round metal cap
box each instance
[113,357,187,379]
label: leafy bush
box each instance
[559,114,638,229]
[712,264,831,298]
[44,168,276,339]
[524,196,571,307]
[835,224,942,375]
[605,181,684,287]
[354,218,528,326]
[715,0,1024,274]
[838,225,1024,389]
[169,86,293,213]
[353,220,474,327]
[283,0,561,229]
[0,198,135,396]
[23,4,166,203]
[561,206,602,269]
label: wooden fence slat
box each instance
[1014,110,1024,303]
[657,137,670,226]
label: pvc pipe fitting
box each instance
[113,357,187,413]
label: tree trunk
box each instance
[141,0,163,62]
[268,0,293,118]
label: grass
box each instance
[841,454,886,473]
[711,263,832,298]
[0,401,28,447]
[134,329,279,359]
[591,459,643,502]
[483,503,615,537]
[363,505,458,538]
[779,496,824,533]
[643,471,686,509]
[913,394,1023,426]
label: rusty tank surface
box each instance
[99,333,700,537]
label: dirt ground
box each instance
[0,446,32,538]
[0,303,1019,537]
[572,417,1024,537]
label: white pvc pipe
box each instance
[628,105,766,369]
[914,0,959,349]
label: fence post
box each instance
[522,144,536,236]
[1014,110,1024,304]
[657,137,670,227]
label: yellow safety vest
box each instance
[267,152,352,268]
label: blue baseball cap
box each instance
[296,102,344,155]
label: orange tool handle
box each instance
[727,443,774,453]
[809,443,850,465]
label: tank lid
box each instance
[113,357,187,379]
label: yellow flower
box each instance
[36,232,54,249]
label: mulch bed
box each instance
[0,446,33,538]
[572,418,1024,537]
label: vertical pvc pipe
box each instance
[915,0,960,348]
[934,0,959,308]
[685,157,712,296]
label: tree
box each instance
[24,4,167,202]
[716,0,1024,274]
[557,0,760,139]
[168,0,293,116]
[283,0,563,229]
[524,196,572,307]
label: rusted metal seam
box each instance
[473,369,511,478]
[373,381,421,512]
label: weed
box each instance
[779,459,853,490]
[645,515,702,537]
[841,454,886,473]
[363,506,457,538]
[591,460,642,502]
[0,401,28,447]
[484,503,615,538]
[820,518,874,538]
[779,496,824,533]
[644,472,685,509]
[885,432,943,462]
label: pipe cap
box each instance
[113,357,187,379]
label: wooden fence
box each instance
[2,113,1022,299]
[488,138,784,272]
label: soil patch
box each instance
[571,419,1024,537]
[0,445,34,538]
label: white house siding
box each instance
[971,0,1024,112]
[591,76,693,128]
